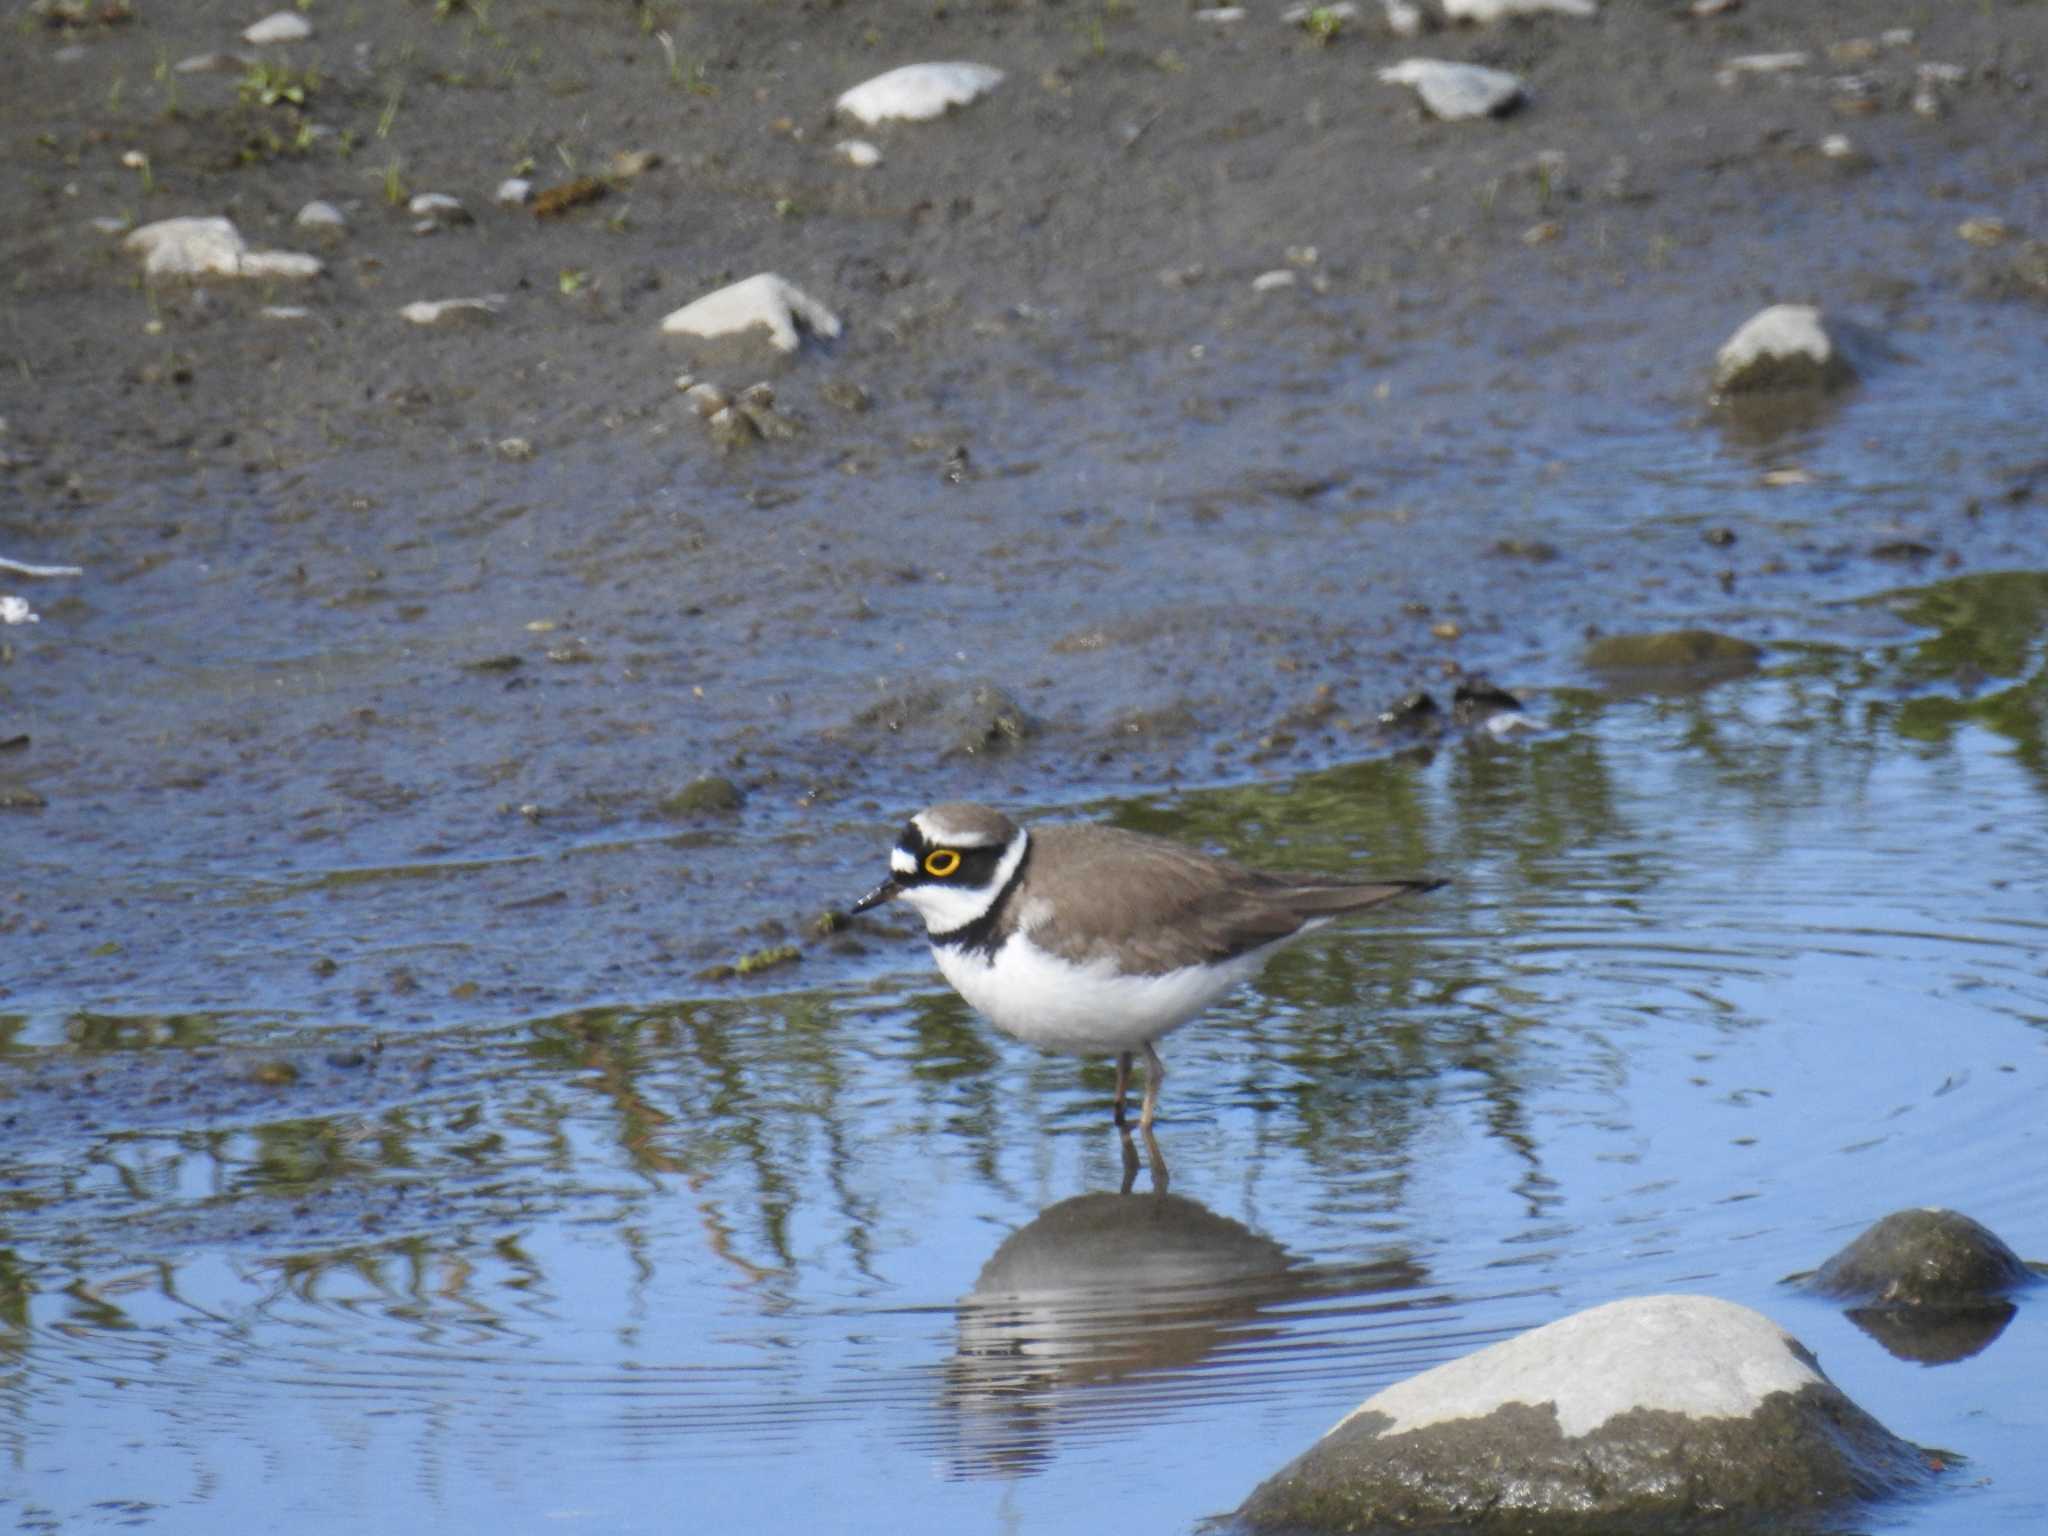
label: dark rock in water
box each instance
[946,684,1033,755]
[1803,1208,2039,1306]
[1452,677,1522,726]
[1236,1294,1935,1534]
[1377,689,1439,729]
[1583,629,1761,693]
[660,775,746,816]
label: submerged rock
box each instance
[1238,1294,1934,1533]
[1712,303,1855,395]
[835,62,1005,125]
[1584,628,1761,691]
[1379,59,1525,121]
[659,273,842,355]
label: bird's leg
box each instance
[1138,1041,1166,1132]
[1117,1124,1140,1195]
[1113,1050,1134,1128]
[1141,1122,1169,1196]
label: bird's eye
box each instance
[924,849,961,877]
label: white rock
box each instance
[407,192,471,224]
[1251,269,1298,292]
[1382,0,1425,34]
[1331,1296,1824,1441]
[242,11,312,45]
[659,273,842,354]
[494,177,535,207]
[1443,0,1594,19]
[835,138,883,168]
[259,304,315,322]
[1819,133,1856,160]
[1722,51,1810,76]
[1379,59,1525,120]
[1193,5,1246,21]
[89,215,133,236]
[123,215,323,281]
[0,595,40,626]
[835,62,1005,126]
[1281,1,1358,22]
[174,51,255,74]
[1712,303,1851,393]
[295,199,347,229]
[400,295,507,326]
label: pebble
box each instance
[406,192,471,226]
[1718,51,1810,86]
[496,437,535,461]
[1251,269,1298,292]
[659,273,842,354]
[835,62,1005,125]
[242,11,311,44]
[1442,0,1595,20]
[494,178,534,207]
[258,305,314,323]
[294,200,347,230]
[123,216,324,281]
[835,138,883,168]
[0,596,40,626]
[399,295,507,326]
[1958,217,2010,247]
[1382,0,1424,34]
[1280,1,1358,23]
[1192,5,1245,21]
[1379,59,1525,121]
[174,52,255,74]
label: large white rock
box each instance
[123,216,324,281]
[1444,0,1595,19]
[1241,1295,1933,1532]
[659,273,842,354]
[1379,59,1525,120]
[1712,303,1853,394]
[835,62,1004,125]
[242,11,312,44]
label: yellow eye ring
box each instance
[924,849,961,878]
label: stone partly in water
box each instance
[1712,303,1855,395]
[834,62,1005,126]
[1237,1294,1935,1533]
[1804,1208,2039,1305]
[659,776,746,818]
[1378,59,1525,121]
[123,216,324,282]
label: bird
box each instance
[849,802,1442,1132]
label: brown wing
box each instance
[1024,823,1438,975]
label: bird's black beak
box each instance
[848,877,901,915]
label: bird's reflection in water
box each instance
[934,1138,1426,1480]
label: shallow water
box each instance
[6,598,2046,1533]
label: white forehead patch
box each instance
[890,846,919,875]
[913,808,1003,848]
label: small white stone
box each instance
[259,304,315,322]
[1252,269,1298,292]
[835,138,883,169]
[242,11,312,45]
[659,273,842,354]
[1820,133,1855,160]
[835,62,1005,126]
[496,437,536,461]
[493,177,534,208]
[239,250,325,279]
[1281,1,1359,23]
[295,199,347,229]
[407,192,471,224]
[0,595,40,626]
[400,295,507,326]
[1383,0,1424,34]
[120,149,148,170]
[174,51,255,74]
[1443,0,1594,20]
[89,215,133,236]
[1721,51,1810,78]
[1379,59,1525,120]
[1881,28,1916,47]
[1917,62,1968,85]
[1193,5,1246,21]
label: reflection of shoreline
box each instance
[933,1187,1425,1481]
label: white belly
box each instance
[931,936,1275,1056]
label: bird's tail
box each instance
[1285,878,1445,917]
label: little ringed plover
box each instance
[850,802,1442,1130]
